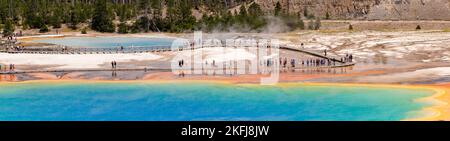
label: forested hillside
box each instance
[0,0,316,35]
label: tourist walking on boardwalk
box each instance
[346,54,352,63]
[279,57,282,65]
[349,54,353,62]
[9,64,13,71]
[291,59,296,68]
[178,60,185,67]
[111,61,117,69]
[324,49,327,56]
[203,61,207,72]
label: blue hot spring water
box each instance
[0,82,435,121]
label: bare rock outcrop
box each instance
[253,0,450,20]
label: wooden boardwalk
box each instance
[0,63,355,75]
[3,43,343,60]
[0,44,355,75]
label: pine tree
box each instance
[297,20,305,30]
[274,2,282,16]
[303,7,308,17]
[248,3,263,17]
[39,24,49,33]
[240,5,248,16]
[117,5,128,22]
[0,0,7,24]
[135,16,150,32]
[325,11,330,20]
[314,17,321,30]
[50,13,62,28]
[68,6,79,30]
[151,0,163,32]
[118,22,129,34]
[2,19,14,36]
[91,0,115,33]
[238,4,248,24]
[177,0,196,32]
[139,0,151,31]
[165,0,177,32]
[81,27,87,34]
[308,19,314,30]
[25,0,44,29]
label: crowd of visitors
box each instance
[111,61,117,69]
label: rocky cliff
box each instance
[254,0,450,20]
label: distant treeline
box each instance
[0,0,320,36]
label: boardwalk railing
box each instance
[1,43,356,74]
[279,45,346,63]
[3,44,355,64]
[5,45,178,54]
[0,68,172,74]
[4,44,237,54]
[0,62,355,75]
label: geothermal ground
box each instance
[1,30,450,84]
[278,30,450,84]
